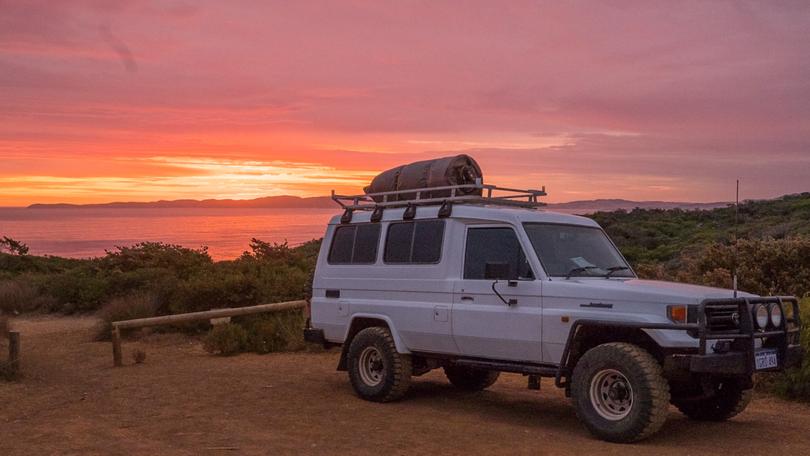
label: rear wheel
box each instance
[347,327,412,402]
[571,342,670,443]
[672,379,752,421]
[444,365,500,391]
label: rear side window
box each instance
[384,220,445,264]
[464,227,533,280]
[327,224,381,264]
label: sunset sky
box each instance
[1,1,808,206]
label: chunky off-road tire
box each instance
[347,327,412,402]
[571,342,670,443]
[672,380,752,421]
[444,366,500,391]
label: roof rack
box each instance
[331,179,547,211]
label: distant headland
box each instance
[26,196,728,213]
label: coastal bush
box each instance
[203,323,248,356]
[770,298,810,402]
[595,193,810,265]
[99,242,212,279]
[94,292,161,340]
[34,268,110,313]
[239,309,307,354]
[634,236,810,298]
[0,251,81,279]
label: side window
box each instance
[412,221,444,263]
[384,220,445,264]
[328,226,355,264]
[327,224,381,264]
[464,227,533,280]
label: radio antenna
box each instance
[733,179,739,298]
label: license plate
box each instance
[755,349,779,370]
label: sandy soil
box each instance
[2,315,810,455]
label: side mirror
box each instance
[485,262,515,281]
[485,262,519,306]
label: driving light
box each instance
[753,304,769,329]
[770,303,783,328]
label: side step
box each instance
[451,358,559,376]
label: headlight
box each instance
[770,303,783,328]
[753,304,769,329]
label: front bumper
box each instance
[669,296,804,376]
[669,344,804,376]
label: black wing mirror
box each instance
[484,262,518,306]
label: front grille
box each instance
[704,303,741,333]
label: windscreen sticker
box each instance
[570,257,596,268]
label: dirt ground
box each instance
[2,316,810,456]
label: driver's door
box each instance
[451,225,543,362]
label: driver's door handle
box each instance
[460,296,474,302]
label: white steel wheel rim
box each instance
[358,346,385,387]
[589,369,634,421]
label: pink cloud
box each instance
[0,0,808,205]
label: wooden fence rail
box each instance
[111,300,308,367]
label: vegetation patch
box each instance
[768,298,810,402]
[203,322,249,356]
[94,293,161,341]
[239,310,308,354]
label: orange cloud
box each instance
[1,1,808,206]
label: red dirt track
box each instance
[2,316,810,455]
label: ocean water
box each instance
[0,207,338,260]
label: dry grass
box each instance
[94,293,161,341]
[0,279,58,314]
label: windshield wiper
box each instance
[566,266,601,279]
[605,266,631,278]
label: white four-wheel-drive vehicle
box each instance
[304,156,803,443]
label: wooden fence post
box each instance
[8,331,20,375]
[112,326,123,367]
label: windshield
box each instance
[523,223,634,278]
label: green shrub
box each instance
[94,293,161,340]
[100,242,212,279]
[770,299,810,401]
[240,309,307,354]
[203,323,248,356]
[34,268,110,313]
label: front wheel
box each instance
[672,379,752,421]
[347,327,412,402]
[571,343,670,443]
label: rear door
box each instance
[451,225,543,362]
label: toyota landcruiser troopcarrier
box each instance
[304,155,804,443]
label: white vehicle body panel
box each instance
[310,204,754,365]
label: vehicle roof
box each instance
[327,204,600,227]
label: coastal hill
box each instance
[27,196,728,213]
